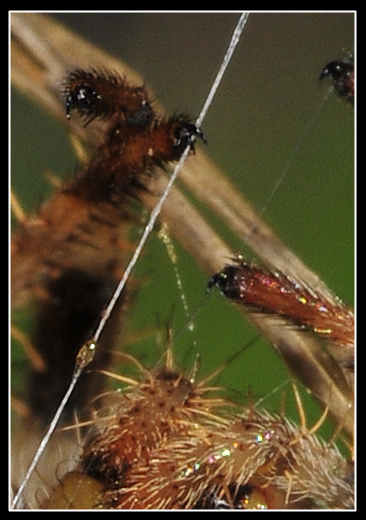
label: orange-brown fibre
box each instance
[44,361,353,510]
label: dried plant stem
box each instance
[11,13,353,436]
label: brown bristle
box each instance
[115,407,353,509]
[11,14,354,511]
[64,69,152,125]
[208,263,354,377]
[12,69,203,308]
[68,116,202,205]
[82,368,206,491]
[11,68,203,426]
[11,190,132,310]
[43,362,353,510]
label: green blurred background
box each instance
[11,12,354,437]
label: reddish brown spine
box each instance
[11,69,203,423]
[208,263,354,370]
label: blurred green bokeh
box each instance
[11,12,354,437]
